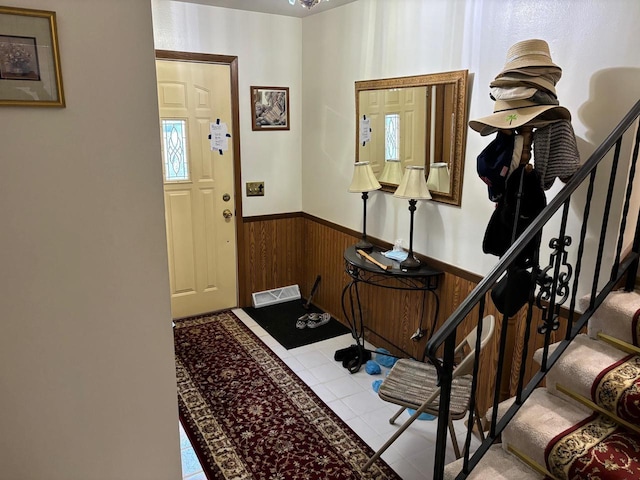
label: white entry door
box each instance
[156,59,238,318]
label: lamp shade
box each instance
[348,161,381,193]
[426,162,451,193]
[377,159,403,184]
[394,166,431,200]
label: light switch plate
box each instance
[246,181,265,197]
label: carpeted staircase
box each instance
[445,289,640,479]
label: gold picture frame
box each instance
[0,6,64,107]
[251,86,289,131]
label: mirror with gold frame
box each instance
[355,70,468,206]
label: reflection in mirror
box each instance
[427,162,450,194]
[378,158,402,184]
[355,70,468,206]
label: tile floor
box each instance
[179,308,479,480]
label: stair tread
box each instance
[451,290,640,477]
[498,388,590,469]
[444,445,543,480]
[580,289,640,344]
[534,334,629,411]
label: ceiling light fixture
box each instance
[288,0,328,9]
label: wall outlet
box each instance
[246,181,265,197]
[411,328,426,341]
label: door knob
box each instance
[223,209,233,219]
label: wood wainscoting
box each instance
[240,213,305,305]
[240,212,563,414]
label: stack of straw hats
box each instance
[470,39,570,136]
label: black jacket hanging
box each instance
[483,165,546,316]
[482,165,546,267]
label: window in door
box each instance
[385,113,400,161]
[161,119,190,182]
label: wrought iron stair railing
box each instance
[427,99,640,479]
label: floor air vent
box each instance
[252,285,301,308]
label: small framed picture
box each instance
[251,86,289,131]
[0,6,65,107]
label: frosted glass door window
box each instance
[385,114,400,161]
[162,119,190,182]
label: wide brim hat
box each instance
[500,39,560,72]
[469,99,571,136]
[497,67,562,84]
[490,73,557,96]
[490,86,538,101]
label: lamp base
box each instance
[400,255,421,270]
[355,239,374,252]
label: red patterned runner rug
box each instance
[592,354,640,424]
[545,414,640,479]
[174,311,401,480]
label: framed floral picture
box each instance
[0,6,64,107]
[251,86,289,131]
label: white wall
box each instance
[152,0,304,216]
[0,1,181,479]
[302,0,640,279]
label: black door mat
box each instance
[243,300,351,350]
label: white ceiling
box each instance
[171,0,357,17]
